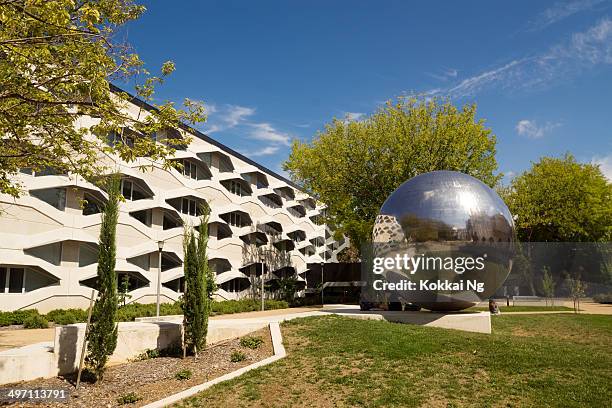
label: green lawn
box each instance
[177,314,612,407]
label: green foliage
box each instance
[0,299,290,327]
[118,274,132,307]
[117,392,142,405]
[276,275,299,303]
[566,273,588,313]
[541,266,556,306]
[240,336,264,350]
[46,308,88,325]
[0,309,39,326]
[117,301,183,321]
[86,176,120,381]
[22,314,48,329]
[0,0,206,197]
[133,348,160,361]
[504,154,612,242]
[230,350,246,362]
[182,204,211,356]
[284,96,501,248]
[210,299,288,315]
[175,369,192,381]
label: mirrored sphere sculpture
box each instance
[372,171,515,311]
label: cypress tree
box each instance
[182,203,212,357]
[86,176,120,380]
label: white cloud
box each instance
[427,68,459,81]
[344,112,365,121]
[516,119,561,138]
[204,104,255,133]
[249,123,291,145]
[248,146,280,157]
[426,18,612,98]
[592,153,612,180]
[528,0,606,31]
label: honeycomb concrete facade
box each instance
[0,90,347,312]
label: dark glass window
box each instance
[8,268,24,293]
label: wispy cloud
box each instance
[248,146,280,157]
[204,104,255,133]
[516,119,561,138]
[344,112,366,121]
[528,0,607,31]
[427,68,459,81]
[592,153,612,180]
[426,18,612,98]
[249,123,291,145]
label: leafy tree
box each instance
[504,154,612,242]
[118,274,132,307]
[565,273,587,314]
[276,275,298,303]
[182,204,211,357]
[284,96,501,248]
[86,176,120,380]
[0,0,206,197]
[541,266,556,306]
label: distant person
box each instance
[489,299,501,315]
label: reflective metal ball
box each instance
[372,171,515,311]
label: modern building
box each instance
[0,88,348,312]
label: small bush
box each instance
[230,350,246,362]
[175,369,192,380]
[46,308,87,324]
[240,336,264,349]
[23,314,48,329]
[117,392,142,404]
[133,348,160,361]
[593,293,612,304]
[0,309,40,326]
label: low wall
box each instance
[0,321,182,385]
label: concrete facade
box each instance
[0,88,348,312]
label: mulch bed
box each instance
[5,327,273,407]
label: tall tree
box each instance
[504,154,612,242]
[86,175,120,380]
[182,203,211,357]
[284,96,501,248]
[0,0,206,197]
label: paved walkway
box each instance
[2,302,611,351]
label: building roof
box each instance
[109,84,305,192]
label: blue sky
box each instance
[122,0,612,182]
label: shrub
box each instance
[23,314,48,329]
[134,348,160,361]
[0,309,40,326]
[240,336,264,350]
[230,350,246,362]
[593,293,612,304]
[175,369,192,380]
[117,392,142,404]
[46,308,88,324]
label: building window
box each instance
[224,180,249,197]
[30,188,66,211]
[181,160,198,179]
[228,212,242,227]
[181,197,199,216]
[121,179,149,201]
[1,267,25,293]
[82,193,104,215]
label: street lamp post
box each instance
[156,240,164,318]
[320,260,324,306]
[260,254,265,312]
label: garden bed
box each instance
[5,327,273,407]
